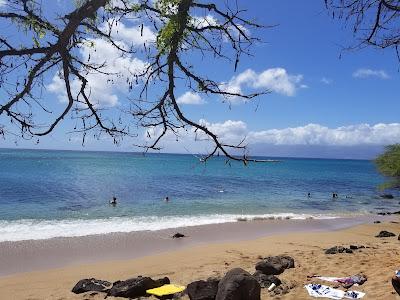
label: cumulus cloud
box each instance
[321,77,333,84]
[221,68,304,103]
[176,92,205,105]
[48,21,154,107]
[199,119,248,141]
[195,121,400,146]
[154,121,400,147]
[250,123,400,146]
[352,68,389,79]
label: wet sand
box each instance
[0,216,399,299]
[0,215,386,276]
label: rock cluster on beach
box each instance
[72,255,296,299]
[324,245,366,254]
[187,255,295,300]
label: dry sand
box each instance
[1,220,400,299]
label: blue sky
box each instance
[0,0,399,158]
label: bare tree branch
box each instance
[0,0,268,163]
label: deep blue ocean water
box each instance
[0,148,398,241]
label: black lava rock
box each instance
[71,278,112,294]
[107,276,169,298]
[215,268,260,300]
[255,256,295,275]
[375,230,396,238]
[187,278,219,300]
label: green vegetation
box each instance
[375,144,400,190]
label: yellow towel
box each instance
[146,284,185,296]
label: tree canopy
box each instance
[375,144,400,189]
[0,0,267,163]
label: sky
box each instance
[0,0,399,159]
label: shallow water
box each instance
[0,148,398,241]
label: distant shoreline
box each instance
[0,147,375,161]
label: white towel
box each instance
[304,284,365,299]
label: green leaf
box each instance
[33,37,40,47]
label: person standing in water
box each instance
[164,196,169,202]
[110,196,117,206]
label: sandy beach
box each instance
[1,216,400,299]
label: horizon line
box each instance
[0,146,375,161]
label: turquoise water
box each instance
[0,148,398,241]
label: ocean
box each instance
[0,148,398,242]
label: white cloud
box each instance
[221,68,304,103]
[249,123,400,146]
[352,68,389,79]
[321,77,333,84]
[176,91,205,105]
[196,121,400,146]
[47,21,155,107]
[0,0,6,7]
[199,119,248,142]
[148,121,400,149]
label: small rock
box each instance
[380,194,394,199]
[374,221,381,223]
[252,271,281,288]
[325,246,344,254]
[172,232,186,238]
[255,255,295,275]
[71,278,112,294]
[107,276,169,298]
[375,230,396,238]
[215,268,260,300]
[325,246,356,254]
[187,278,219,300]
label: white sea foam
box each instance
[0,213,340,242]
